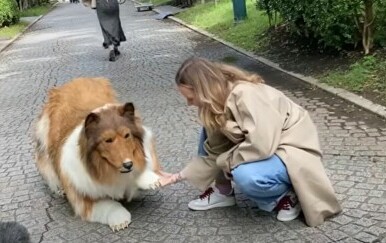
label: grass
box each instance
[177,0,270,51]
[0,3,53,39]
[321,55,386,105]
[20,4,53,17]
[138,0,169,6]
[151,0,171,6]
[0,21,29,39]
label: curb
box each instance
[0,2,59,54]
[152,8,386,120]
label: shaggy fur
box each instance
[34,77,161,231]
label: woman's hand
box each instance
[155,171,185,188]
[157,170,173,177]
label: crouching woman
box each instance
[158,57,341,226]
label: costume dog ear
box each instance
[120,102,135,120]
[85,113,100,138]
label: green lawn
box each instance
[152,0,171,6]
[0,21,29,39]
[321,55,386,105]
[137,0,169,6]
[20,4,53,17]
[177,0,270,51]
[0,4,53,39]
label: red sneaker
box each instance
[275,190,301,221]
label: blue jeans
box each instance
[198,128,291,212]
[198,128,208,156]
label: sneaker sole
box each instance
[277,210,301,222]
[188,200,236,211]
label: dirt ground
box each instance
[255,28,386,107]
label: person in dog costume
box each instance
[158,57,341,226]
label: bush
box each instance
[0,0,20,27]
[257,0,363,50]
[375,0,386,47]
[257,0,386,53]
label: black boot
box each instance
[109,50,116,62]
[114,46,120,56]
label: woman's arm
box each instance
[156,156,221,190]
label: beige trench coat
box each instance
[181,81,341,227]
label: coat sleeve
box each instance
[181,156,222,191]
[217,86,284,167]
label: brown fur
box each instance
[60,173,94,219]
[35,77,161,228]
[78,103,146,183]
[43,77,118,176]
[150,138,161,172]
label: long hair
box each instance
[175,57,264,130]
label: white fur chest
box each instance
[60,125,141,200]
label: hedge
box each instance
[0,0,20,27]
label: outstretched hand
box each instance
[156,171,184,188]
[157,171,173,177]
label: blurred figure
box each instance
[0,222,30,243]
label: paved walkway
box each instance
[0,2,385,243]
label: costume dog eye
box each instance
[105,138,113,143]
[124,133,131,139]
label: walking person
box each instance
[156,57,341,226]
[84,0,126,61]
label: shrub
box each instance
[257,0,386,53]
[374,0,386,47]
[257,0,362,49]
[0,0,20,27]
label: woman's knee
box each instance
[232,171,256,195]
[231,158,291,197]
[233,172,289,198]
[233,170,273,193]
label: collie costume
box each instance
[34,77,161,231]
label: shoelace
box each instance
[199,187,214,200]
[275,195,295,211]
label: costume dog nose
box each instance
[123,161,133,170]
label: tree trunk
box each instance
[362,0,374,55]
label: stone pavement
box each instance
[0,2,385,243]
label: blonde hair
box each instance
[175,57,264,130]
